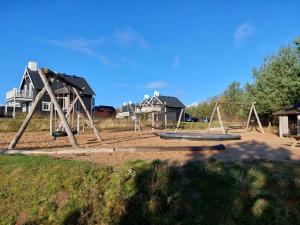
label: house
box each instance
[274,103,300,137]
[116,102,136,118]
[138,91,186,124]
[117,91,185,126]
[5,61,95,117]
[93,105,116,118]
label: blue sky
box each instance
[0,1,299,107]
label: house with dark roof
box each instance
[5,61,95,117]
[138,91,186,124]
[117,91,185,126]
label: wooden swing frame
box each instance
[8,68,101,149]
[207,100,264,134]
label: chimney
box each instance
[28,61,37,71]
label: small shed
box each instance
[274,103,300,137]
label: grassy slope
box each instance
[1,156,300,225]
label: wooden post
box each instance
[152,104,154,131]
[253,104,264,134]
[129,104,141,133]
[73,88,101,140]
[50,101,54,135]
[175,108,184,133]
[77,113,80,134]
[208,101,218,132]
[245,102,254,132]
[8,87,47,149]
[216,106,225,134]
[297,115,300,136]
[279,116,283,138]
[13,98,16,118]
[58,96,79,130]
[39,69,79,148]
[164,102,167,129]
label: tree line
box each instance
[187,37,300,123]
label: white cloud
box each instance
[41,26,149,67]
[42,38,116,66]
[172,54,180,69]
[234,22,255,45]
[113,26,149,49]
[187,102,199,107]
[146,80,168,89]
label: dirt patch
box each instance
[55,191,69,208]
[1,130,300,165]
[15,212,29,225]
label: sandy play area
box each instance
[1,130,300,165]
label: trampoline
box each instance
[159,132,241,141]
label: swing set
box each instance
[207,100,264,134]
[8,68,101,149]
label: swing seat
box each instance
[226,125,246,129]
[52,129,78,139]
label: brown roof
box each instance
[274,103,300,116]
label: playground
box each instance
[1,129,300,165]
[2,67,300,165]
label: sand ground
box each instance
[1,130,300,165]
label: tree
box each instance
[252,40,300,116]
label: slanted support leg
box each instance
[245,103,254,132]
[208,101,218,132]
[39,69,79,148]
[253,104,264,134]
[175,108,184,133]
[8,87,47,149]
[73,88,101,140]
[216,106,225,134]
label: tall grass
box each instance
[1,156,300,225]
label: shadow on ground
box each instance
[59,140,300,225]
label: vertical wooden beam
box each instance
[216,106,225,134]
[279,116,283,138]
[175,108,184,133]
[152,104,154,131]
[73,88,101,140]
[50,101,54,135]
[13,98,16,118]
[297,115,300,136]
[58,96,79,130]
[129,104,141,133]
[77,113,80,134]
[164,102,167,129]
[253,104,264,134]
[39,69,79,148]
[8,87,47,149]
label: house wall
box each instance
[21,88,93,116]
[166,107,184,121]
[152,106,184,125]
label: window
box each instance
[42,102,51,111]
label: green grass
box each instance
[1,156,300,225]
[0,116,50,133]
